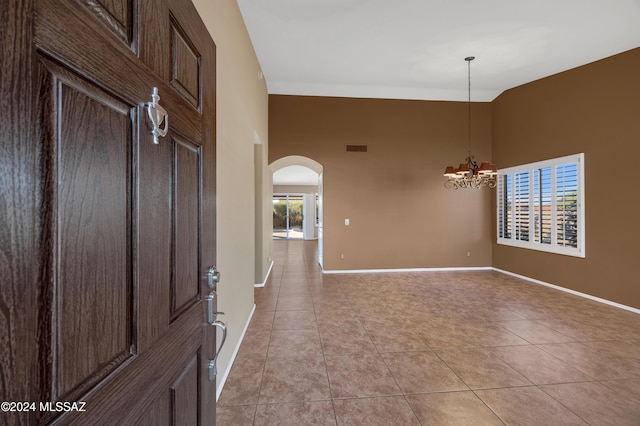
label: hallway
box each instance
[217,240,640,425]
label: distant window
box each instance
[497,153,585,257]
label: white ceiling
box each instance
[237,0,640,102]
[273,165,319,186]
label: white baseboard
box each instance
[216,303,256,401]
[493,268,640,315]
[322,266,493,274]
[254,260,275,288]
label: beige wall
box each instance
[255,143,273,284]
[492,48,640,309]
[269,96,494,270]
[192,0,268,394]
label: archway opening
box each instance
[270,156,324,266]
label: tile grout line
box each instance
[252,242,287,422]
[303,240,340,426]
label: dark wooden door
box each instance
[1,0,218,425]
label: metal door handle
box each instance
[206,266,221,289]
[206,292,216,323]
[204,266,224,380]
[207,295,224,325]
[208,320,227,381]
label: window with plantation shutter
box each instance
[497,154,585,258]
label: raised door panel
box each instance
[57,81,134,399]
[39,58,137,408]
[135,389,171,426]
[170,352,200,425]
[171,135,201,320]
[79,0,136,47]
[170,17,201,109]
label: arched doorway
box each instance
[270,156,324,267]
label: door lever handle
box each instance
[208,320,227,381]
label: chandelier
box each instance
[444,56,497,189]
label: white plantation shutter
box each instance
[497,154,585,258]
[534,167,552,244]
[497,175,512,239]
[514,171,530,242]
[556,163,579,249]
[497,176,505,238]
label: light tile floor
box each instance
[217,240,640,425]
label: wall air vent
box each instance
[345,144,368,152]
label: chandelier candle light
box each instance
[444,56,497,189]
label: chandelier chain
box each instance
[468,57,471,158]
